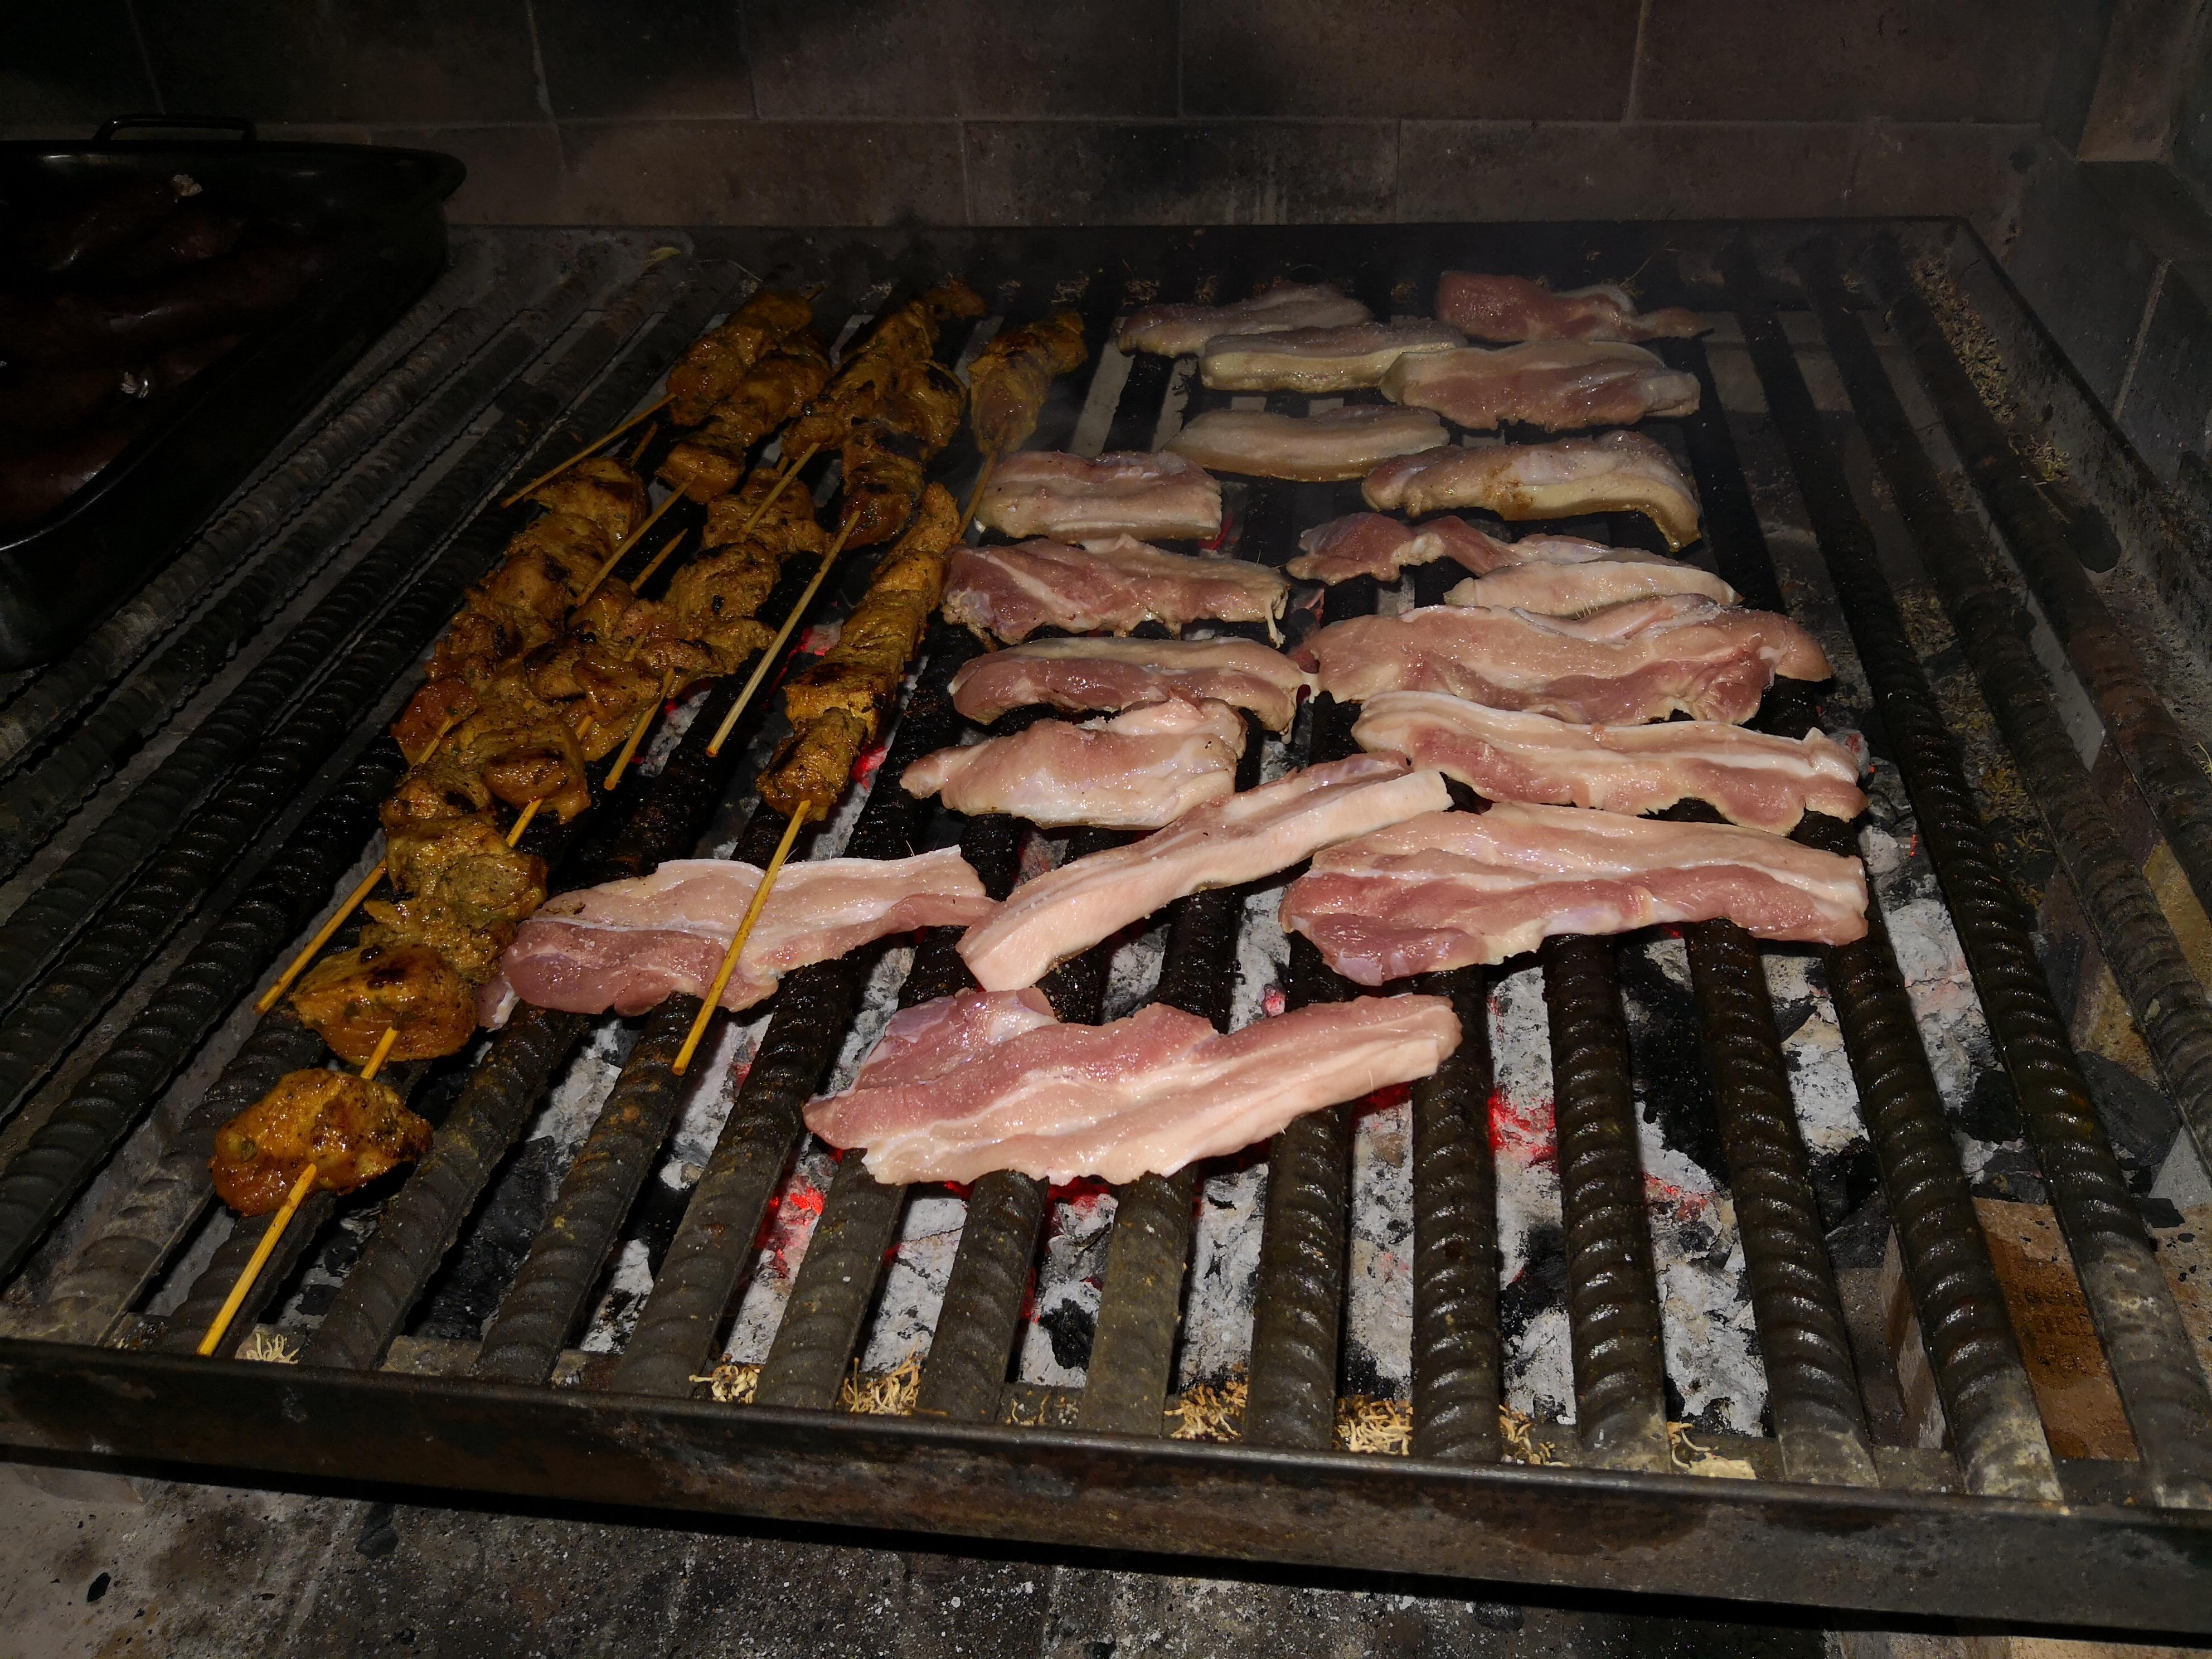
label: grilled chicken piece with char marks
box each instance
[526,455,648,545]
[659,333,831,502]
[291,941,478,1066]
[969,309,1089,454]
[666,289,814,425]
[211,1070,433,1216]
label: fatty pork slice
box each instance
[1286,512,1515,584]
[492,848,995,1018]
[807,988,1461,1186]
[958,754,1452,991]
[1380,342,1700,433]
[1199,319,1464,394]
[1442,541,1737,613]
[948,634,1315,733]
[1168,405,1450,482]
[1352,693,1867,833]
[1364,430,1702,551]
[1302,594,1830,725]
[902,698,1248,830]
[943,535,1291,644]
[1436,273,1706,344]
[1280,803,1868,981]
[976,450,1223,544]
[1118,282,1372,358]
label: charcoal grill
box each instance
[1,221,2209,1636]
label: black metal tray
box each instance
[0,118,463,668]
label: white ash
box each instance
[859,1190,967,1370]
[579,1238,654,1354]
[719,1140,838,1365]
[1100,925,1167,1021]
[516,1015,633,1155]
[1343,1093,1415,1399]
[822,944,916,1095]
[1176,1161,1265,1388]
[1488,963,1574,1424]
[655,1009,772,1195]
[1228,879,1292,1034]
[1016,1187,1117,1387]
[1767,951,1866,1159]
[636,682,712,779]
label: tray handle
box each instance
[95,114,259,143]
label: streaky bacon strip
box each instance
[491,848,994,1018]
[943,535,1289,644]
[1443,551,1736,613]
[1118,282,1372,358]
[1280,803,1868,979]
[1300,594,1831,725]
[976,450,1223,543]
[902,698,1246,830]
[1287,512,1514,584]
[807,988,1461,1185]
[958,754,1451,991]
[1436,273,1706,344]
[1168,405,1449,482]
[1351,692,1867,832]
[1364,430,1702,551]
[1379,342,1700,432]
[947,634,1314,733]
[1200,320,1464,393]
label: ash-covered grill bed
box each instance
[1,223,2210,1635]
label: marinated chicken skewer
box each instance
[958,307,1089,526]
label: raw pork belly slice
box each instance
[1301,594,1831,725]
[948,635,1314,733]
[1199,321,1464,394]
[808,988,1461,1185]
[1280,803,1868,979]
[943,535,1290,644]
[1287,513,1514,584]
[1168,405,1449,482]
[902,698,1248,830]
[1380,342,1700,432]
[1364,430,1702,551]
[1351,693,1866,832]
[493,848,994,1017]
[1436,273,1706,344]
[1118,282,1371,358]
[1443,550,1736,613]
[958,755,1451,990]
[975,450,1223,543]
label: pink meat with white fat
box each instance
[976,450,1223,543]
[1286,513,1517,584]
[958,754,1452,990]
[1168,405,1450,482]
[1199,320,1464,393]
[1435,273,1706,343]
[1351,693,1867,833]
[1364,430,1702,551]
[1380,342,1700,432]
[902,698,1248,830]
[1280,803,1867,979]
[943,535,1289,644]
[807,989,1462,1185]
[947,634,1314,733]
[1442,547,1737,613]
[493,848,996,1017]
[1300,594,1830,725]
[1117,282,1372,358]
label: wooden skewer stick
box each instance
[962,452,999,530]
[627,421,661,465]
[499,395,673,509]
[630,528,688,590]
[741,443,819,533]
[502,707,600,846]
[617,487,684,557]
[197,1022,399,1357]
[704,516,858,758]
[604,668,677,790]
[672,804,807,1075]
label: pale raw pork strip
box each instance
[1301,594,1831,725]
[808,988,1461,1185]
[943,535,1290,643]
[1352,693,1867,832]
[948,634,1314,733]
[1200,320,1464,393]
[1443,551,1736,613]
[1436,272,1706,343]
[1364,430,1702,551]
[958,754,1451,990]
[1118,282,1371,358]
[492,848,995,1018]
[1287,512,1515,584]
[1380,342,1700,432]
[975,450,1223,543]
[1280,803,1868,979]
[1168,405,1449,482]
[903,698,1247,830]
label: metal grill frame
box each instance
[2,219,2211,1636]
